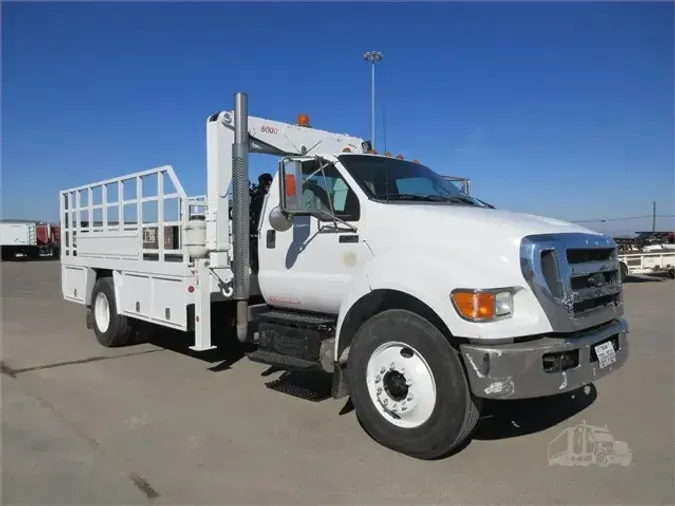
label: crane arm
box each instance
[217,110,367,156]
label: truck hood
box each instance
[365,203,603,256]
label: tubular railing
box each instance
[60,165,199,263]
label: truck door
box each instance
[257,157,372,314]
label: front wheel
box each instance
[347,309,480,460]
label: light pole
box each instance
[363,51,383,149]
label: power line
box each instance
[572,215,675,224]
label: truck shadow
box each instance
[472,383,597,441]
[1,255,60,262]
[145,325,599,431]
[144,327,253,371]
[145,328,335,399]
[142,326,599,459]
[624,274,668,283]
[349,384,597,460]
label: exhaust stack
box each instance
[232,92,250,342]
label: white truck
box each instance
[60,92,629,460]
[618,250,675,281]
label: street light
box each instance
[363,50,383,149]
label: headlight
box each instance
[450,288,515,322]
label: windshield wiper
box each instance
[446,195,480,205]
[380,193,453,202]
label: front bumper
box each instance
[460,318,629,400]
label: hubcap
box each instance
[94,292,111,333]
[365,341,437,429]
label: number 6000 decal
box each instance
[261,125,279,135]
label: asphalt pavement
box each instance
[2,259,674,505]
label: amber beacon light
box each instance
[297,114,311,127]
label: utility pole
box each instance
[363,51,383,149]
[652,201,656,232]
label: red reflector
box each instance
[285,174,296,197]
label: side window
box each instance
[395,177,436,196]
[301,161,360,222]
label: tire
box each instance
[597,453,610,467]
[91,276,132,347]
[347,309,480,460]
[619,261,628,283]
[667,267,675,280]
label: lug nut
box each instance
[375,375,381,383]
[380,366,386,374]
[392,404,398,412]
[376,387,382,394]
[382,399,388,406]
[401,402,407,411]
[407,393,413,401]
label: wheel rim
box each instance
[94,292,111,333]
[365,341,437,429]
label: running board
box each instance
[246,349,321,371]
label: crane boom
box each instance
[218,110,367,156]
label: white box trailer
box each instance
[1,221,60,260]
[60,92,630,459]
[1,222,37,260]
[0,222,35,246]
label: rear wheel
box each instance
[619,261,628,283]
[347,309,480,460]
[91,276,132,347]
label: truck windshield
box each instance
[338,154,483,206]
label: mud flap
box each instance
[85,306,94,329]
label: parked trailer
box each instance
[0,221,59,260]
[618,251,675,281]
[60,92,629,460]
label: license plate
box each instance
[595,341,616,369]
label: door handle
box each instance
[339,234,359,243]
[266,230,276,248]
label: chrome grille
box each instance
[521,233,624,333]
[564,247,622,317]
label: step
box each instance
[256,310,336,330]
[246,348,320,371]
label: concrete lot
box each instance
[1,260,674,505]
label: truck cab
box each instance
[60,92,629,460]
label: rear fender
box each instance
[85,269,122,308]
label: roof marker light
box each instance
[297,114,311,127]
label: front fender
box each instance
[335,249,553,361]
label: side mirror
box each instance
[269,158,304,232]
[279,159,303,213]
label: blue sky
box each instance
[3,1,674,235]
